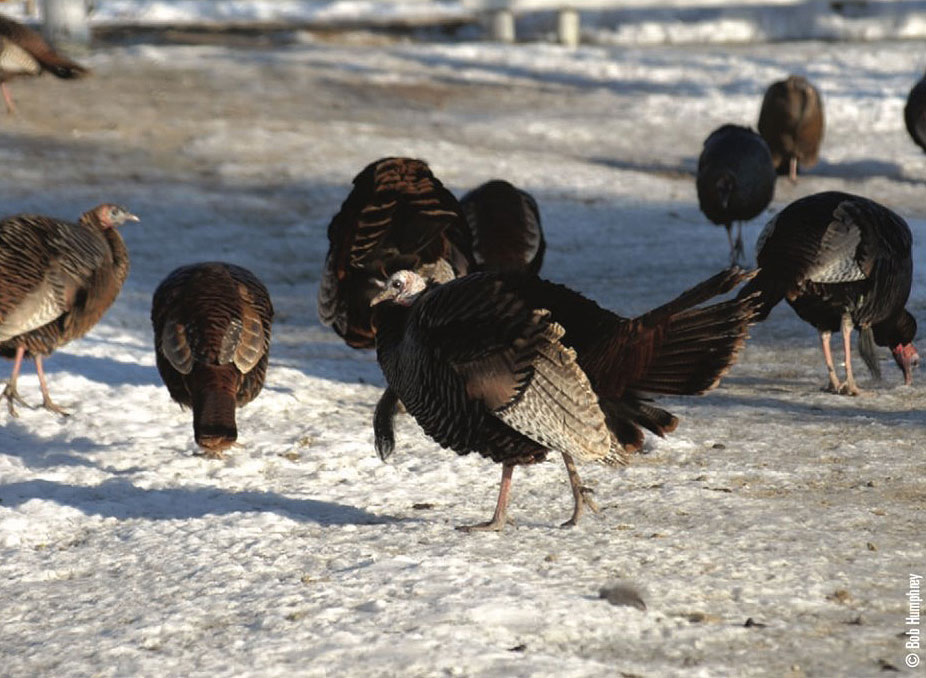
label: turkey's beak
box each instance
[370,286,393,307]
[126,213,140,222]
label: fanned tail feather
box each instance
[600,398,677,453]
[735,270,786,322]
[631,294,761,395]
[640,266,755,324]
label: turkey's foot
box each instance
[456,517,510,533]
[561,486,600,528]
[837,381,863,396]
[2,383,29,417]
[42,396,70,417]
[823,380,862,396]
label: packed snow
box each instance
[0,12,925,678]
[5,0,926,43]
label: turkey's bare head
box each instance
[371,270,426,307]
[892,343,919,385]
[87,204,140,230]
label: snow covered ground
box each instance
[0,20,925,678]
[5,0,926,43]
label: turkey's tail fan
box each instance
[629,292,762,396]
[640,266,754,323]
[735,269,786,322]
[190,364,240,456]
[600,398,678,453]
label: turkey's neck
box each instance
[103,228,131,287]
[371,302,410,370]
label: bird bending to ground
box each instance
[152,262,274,457]
[757,75,824,182]
[0,203,137,416]
[460,179,545,275]
[904,70,926,153]
[371,267,759,531]
[696,124,776,264]
[0,14,88,115]
[738,191,918,395]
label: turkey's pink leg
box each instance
[1,82,17,115]
[820,331,841,393]
[789,156,798,182]
[561,452,599,528]
[838,314,861,396]
[2,345,29,416]
[458,463,514,532]
[35,356,69,415]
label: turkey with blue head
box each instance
[371,267,760,531]
[0,203,137,416]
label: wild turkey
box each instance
[696,124,776,264]
[460,179,545,275]
[0,204,137,416]
[738,191,918,395]
[317,156,474,350]
[904,71,926,153]
[757,75,825,182]
[371,267,759,531]
[0,14,88,115]
[152,262,274,457]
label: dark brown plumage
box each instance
[371,267,759,531]
[0,14,88,114]
[460,179,545,275]
[738,191,918,395]
[151,262,274,457]
[905,71,926,153]
[317,156,474,350]
[696,124,776,264]
[757,75,824,182]
[0,203,137,416]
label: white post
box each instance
[41,0,90,50]
[488,9,516,43]
[557,8,580,47]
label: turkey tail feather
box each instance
[639,266,754,324]
[630,294,761,395]
[735,270,786,322]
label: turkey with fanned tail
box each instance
[152,262,274,457]
[0,204,137,416]
[371,267,760,531]
[317,156,474,350]
[737,191,918,395]
[460,179,545,275]
[0,14,89,114]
